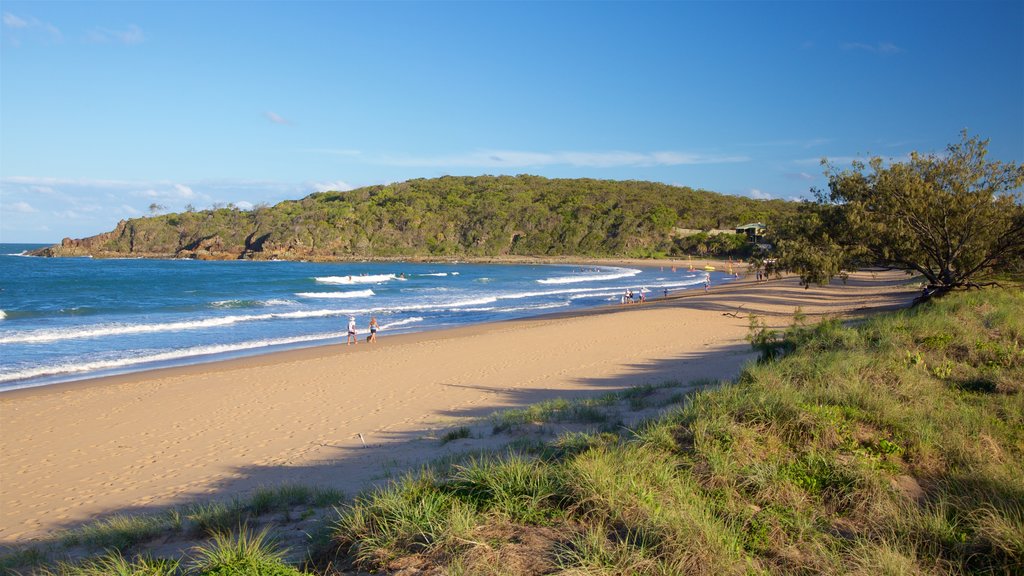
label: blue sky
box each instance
[2,1,1022,243]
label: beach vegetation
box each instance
[773,133,1024,293]
[322,286,1023,575]
[2,483,345,574]
[36,551,179,576]
[440,426,473,444]
[59,512,177,552]
[188,526,302,576]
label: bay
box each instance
[0,243,731,391]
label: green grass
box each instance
[59,512,179,551]
[188,526,302,576]
[2,483,345,575]
[439,426,472,444]
[36,551,180,576]
[326,287,1024,575]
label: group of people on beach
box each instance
[346,316,379,345]
[621,289,647,304]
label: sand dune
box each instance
[0,269,919,543]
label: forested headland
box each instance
[31,175,796,261]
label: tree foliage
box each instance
[41,175,797,260]
[774,133,1024,290]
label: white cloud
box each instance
[749,189,773,200]
[87,24,144,45]
[3,12,28,28]
[842,41,903,54]
[234,200,254,210]
[6,200,38,213]
[265,111,290,125]
[784,172,816,181]
[373,149,749,169]
[2,11,61,42]
[173,184,197,199]
[310,180,354,192]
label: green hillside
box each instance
[33,175,796,260]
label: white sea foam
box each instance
[0,310,6,320]
[315,274,398,285]
[380,316,423,330]
[0,316,430,387]
[501,302,570,313]
[0,331,341,386]
[537,267,642,285]
[263,299,299,306]
[211,298,298,308]
[420,272,449,277]
[295,289,375,299]
[0,309,347,344]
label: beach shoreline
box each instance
[0,269,919,544]
[0,257,742,395]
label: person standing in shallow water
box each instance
[368,317,379,343]
[347,316,358,345]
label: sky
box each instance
[1,1,1022,243]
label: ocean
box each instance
[0,243,733,392]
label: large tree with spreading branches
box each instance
[772,133,1024,295]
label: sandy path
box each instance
[0,270,918,543]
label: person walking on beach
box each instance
[368,316,379,343]
[704,273,711,293]
[347,316,358,345]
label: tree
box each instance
[777,133,1024,294]
[149,203,167,215]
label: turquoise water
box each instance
[0,243,730,391]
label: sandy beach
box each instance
[0,268,920,544]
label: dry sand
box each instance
[0,269,920,544]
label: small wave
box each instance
[0,310,5,320]
[315,274,398,285]
[501,302,570,313]
[569,291,625,300]
[296,289,375,299]
[0,331,345,385]
[420,272,449,277]
[211,299,297,308]
[264,299,298,306]
[379,316,424,330]
[0,308,348,344]
[537,267,642,285]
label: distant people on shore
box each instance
[369,316,379,343]
[347,316,358,345]
[704,273,711,293]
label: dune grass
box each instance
[2,484,344,575]
[7,287,1021,575]
[326,287,1024,575]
